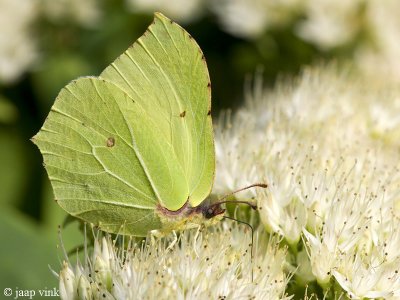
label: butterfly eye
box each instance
[202,206,215,219]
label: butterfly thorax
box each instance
[155,198,225,235]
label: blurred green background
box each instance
[0,0,398,294]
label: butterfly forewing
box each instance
[100,13,215,209]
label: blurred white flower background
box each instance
[1,0,400,299]
[2,0,400,85]
[0,0,39,84]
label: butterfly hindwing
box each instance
[33,77,170,235]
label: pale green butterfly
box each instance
[33,13,267,237]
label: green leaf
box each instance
[0,128,29,207]
[0,95,18,124]
[0,208,58,291]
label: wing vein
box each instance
[137,34,192,190]
[57,198,153,210]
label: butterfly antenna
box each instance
[223,215,255,282]
[217,183,268,202]
[211,183,268,210]
[218,183,267,281]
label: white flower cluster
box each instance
[59,224,290,300]
[214,66,400,298]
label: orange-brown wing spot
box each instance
[180,111,186,118]
[106,137,115,147]
[207,110,211,116]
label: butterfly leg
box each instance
[193,224,204,258]
[149,229,163,246]
[166,230,178,251]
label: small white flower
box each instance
[59,262,77,300]
[76,273,92,300]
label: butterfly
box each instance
[33,13,267,237]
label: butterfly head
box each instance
[201,202,225,219]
